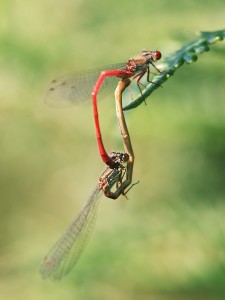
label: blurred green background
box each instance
[0,0,225,299]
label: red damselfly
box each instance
[45,50,162,167]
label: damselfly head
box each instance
[141,50,162,61]
[109,151,129,164]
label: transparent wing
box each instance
[44,63,127,107]
[39,185,102,280]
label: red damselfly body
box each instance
[45,50,162,166]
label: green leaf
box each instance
[123,29,225,111]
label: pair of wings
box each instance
[40,165,124,280]
[45,63,128,107]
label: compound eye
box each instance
[154,50,161,60]
[122,153,129,162]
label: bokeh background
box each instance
[1,1,225,299]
